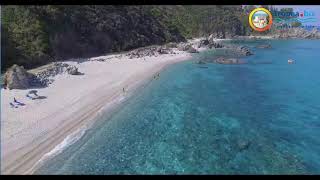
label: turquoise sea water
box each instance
[36,40,320,174]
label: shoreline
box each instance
[32,55,188,174]
[1,42,203,174]
[2,37,318,174]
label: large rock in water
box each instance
[208,41,224,48]
[235,45,253,56]
[3,64,35,89]
[214,57,247,64]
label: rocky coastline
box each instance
[3,27,320,90]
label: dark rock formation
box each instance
[237,139,251,151]
[126,45,178,59]
[177,43,189,51]
[199,35,224,49]
[3,64,36,89]
[198,39,210,48]
[235,46,253,56]
[66,66,81,75]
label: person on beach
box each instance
[123,87,125,93]
[13,97,25,106]
[10,102,17,108]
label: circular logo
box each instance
[249,8,273,32]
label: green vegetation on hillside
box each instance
[2,5,249,71]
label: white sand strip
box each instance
[1,47,198,174]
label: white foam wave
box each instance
[27,126,87,174]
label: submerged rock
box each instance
[196,60,206,64]
[178,44,198,53]
[256,44,272,49]
[3,64,36,89]
[127,45,176,59]
[157,46,174,54]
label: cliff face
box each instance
[2,5,247,71]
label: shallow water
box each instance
[36,40,320,174]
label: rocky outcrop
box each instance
[66,66,80,75]
[208,41,224,49]
[3,64,36,89]
[235,46,253,56]
[177,44,199,53]
[177,43,189,51]
[273,28,320,39]
[196,60,206,64]
[157,46,174,54]
[197,57,247,65]
[126,46,159,59]
[199,36,224,49]
[34,62,82,86]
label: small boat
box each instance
[288,59,294,64]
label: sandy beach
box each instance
[1,40,206,174]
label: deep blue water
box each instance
[36,40,320,174]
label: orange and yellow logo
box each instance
[249,8,273,32]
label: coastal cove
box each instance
[1,43,199,174]
[33,39,320,174]
[3,5,320,175]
